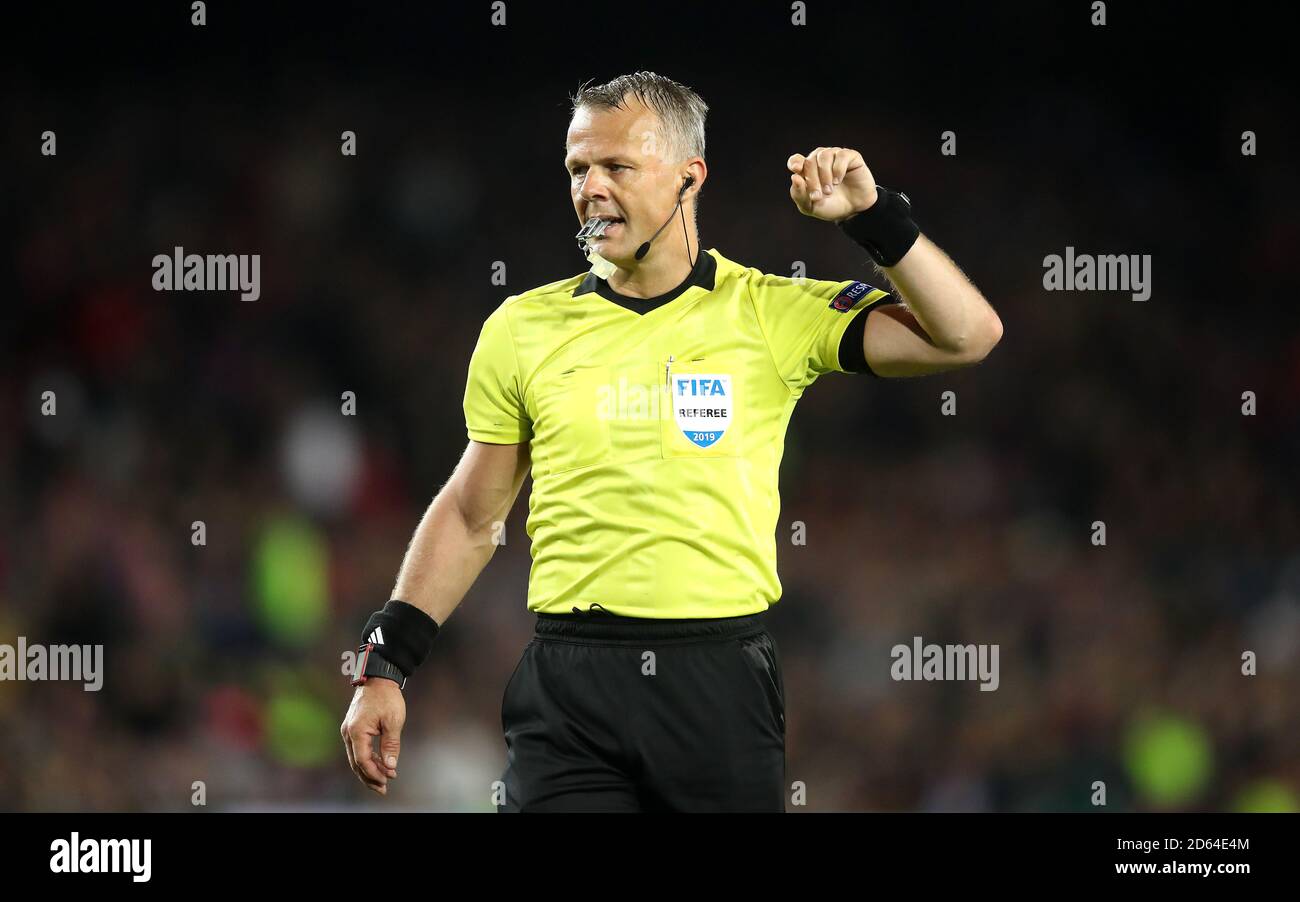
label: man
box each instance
[341,71,1002,811]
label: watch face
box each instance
[352,643,372,684]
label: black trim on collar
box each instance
[572,250,717,315]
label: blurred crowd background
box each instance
[2,2,1298,811]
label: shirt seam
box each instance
[468,427,528,442]
[500,300,531,436]
[744,271,796,400]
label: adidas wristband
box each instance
[360,600,441,679]
[838,186,921,267]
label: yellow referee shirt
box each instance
[463,248,893,618]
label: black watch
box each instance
[350,643,407,689]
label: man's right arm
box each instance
[341,438,529,795]
[391,438,531,626]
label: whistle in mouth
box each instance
[576,216,611,250]
[575,217,617,279]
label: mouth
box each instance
[589,215,625,238]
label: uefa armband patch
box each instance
[829,281,876,312]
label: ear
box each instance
[681,159,707,196]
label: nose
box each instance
[576,168,611,204]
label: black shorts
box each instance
[498,610,787,812]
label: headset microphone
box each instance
[635,176,695,262]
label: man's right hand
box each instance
[337,440,530,796]
[341,680,406,795]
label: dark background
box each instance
[2,1,1297,811]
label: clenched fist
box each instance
[787,146,878,223]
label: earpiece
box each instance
[636,175,698,263]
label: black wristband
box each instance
[838,186,920,267]
[360,600,440,678]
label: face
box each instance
[565,99,686,266]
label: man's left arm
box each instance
[788,146,1003,377]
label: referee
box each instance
[341,71,1002,811]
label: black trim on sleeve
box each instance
[837,295,901,376]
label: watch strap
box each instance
[351,643,407,689]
